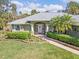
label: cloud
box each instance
[43,4,64,11]
[11,0,23,7]
[67,0,79,2]
[11,0,65,14]
[27,2,41,9]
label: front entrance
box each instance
[37,24,43,34]
[34,22,46,34]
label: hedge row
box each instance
[6,32,31,40]
[47,32,79,47]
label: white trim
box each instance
[31,24,34,34]
[46,24,49,32]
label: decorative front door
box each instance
[37,24,43,34]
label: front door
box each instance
[37,24,43,34]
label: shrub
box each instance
[47,32,79,47]
[6,32,31,40]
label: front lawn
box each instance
[0,37,79,59]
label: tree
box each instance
[0,18,6,29]
[17,13,30,19]
[31,9,37,15]
[67,1,79,15]
[0,0,17,30]
[0,12,12,29]
[11,3,17,15]
[0,0,9,29]
[0,0,9,11]
[0,0,10,13]
[0,0,9,5]
[50,15,72,33]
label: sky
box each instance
[10,0,79,14]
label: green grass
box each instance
[0,36,79,59]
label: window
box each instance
[24,25,31,31]
[72,25,79,32]
[15,25,20,30]
[12,25,15,29]
[20,25,23,29]
[12,25,20,31]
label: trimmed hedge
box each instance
[6,32,31,40]
[47,32,79,47]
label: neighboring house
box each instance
[8,12,79,35]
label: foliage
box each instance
[0,0,17,30]
[0,12,30,30]
[17,13,30,19]
[0,0,9,5]
[31,9,38,15]
[67,1,79,15]
[47,32,79,47]
[6,32,31,40]
[50,15,72,33]
[0,12,16,29]
[0,0,10,12]
[0,18,6,29]
[10,3,17,15]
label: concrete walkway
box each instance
[34,34,79,55]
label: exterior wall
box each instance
[11,21,54,34]
[11,24,31,32]
[67,31,79,38]
[48,26,54,32]
[9,19,79,36]
[67,25,79,38]
[12,25,17,31]
[23,24,31,31]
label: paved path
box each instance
[34,34,79,55]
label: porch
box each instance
[11,22,50,34]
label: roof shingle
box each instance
[8,12,79,25]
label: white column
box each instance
[31,24,34,34]
[46,24,49,32]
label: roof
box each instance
[71,15,79,25]
[72,15,79,22]
[8,12,79,25]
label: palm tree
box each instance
[50,15,72,33]
[67,1,79,15]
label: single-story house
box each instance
[8,12,79,36]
